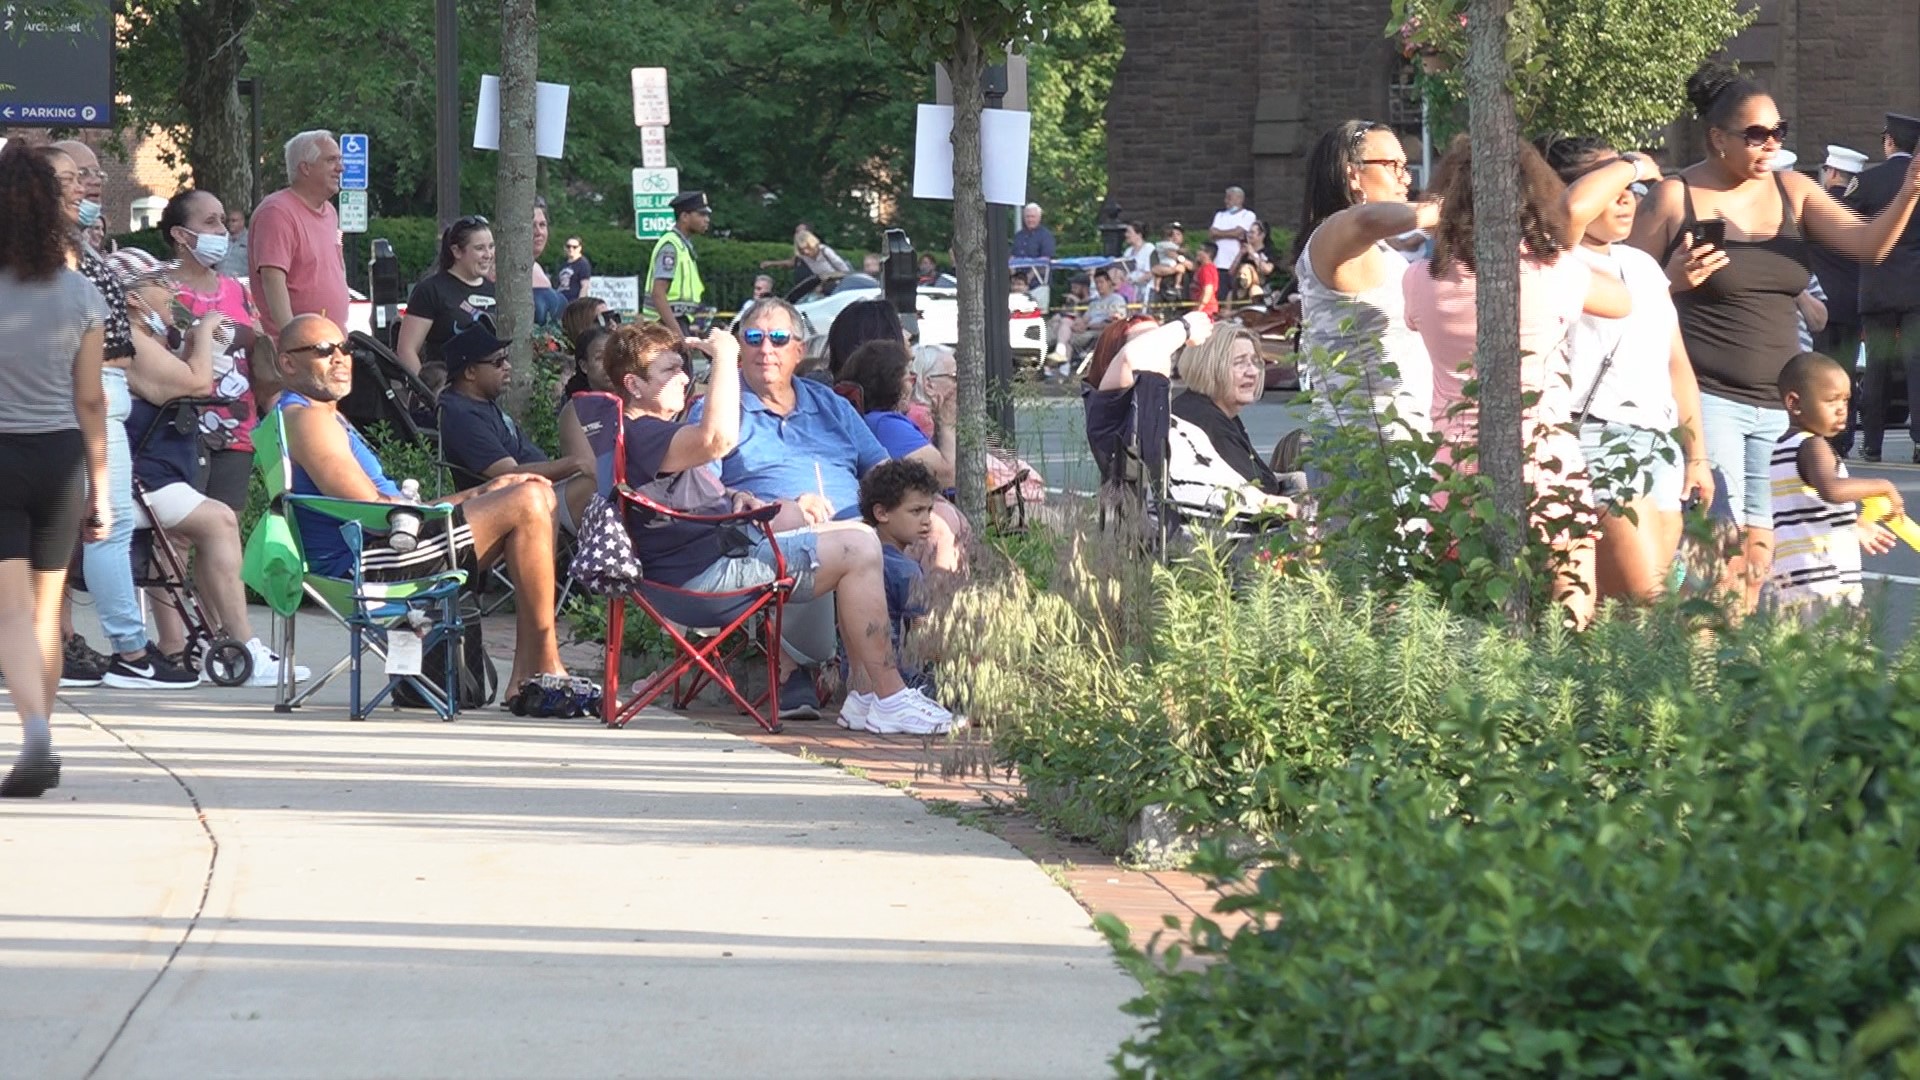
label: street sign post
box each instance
[632,167,678,241]
[338,190,369,233]
[0,0,115,127]
[340,134,370,191]
[630,67,670,127]
[641,125,667,169]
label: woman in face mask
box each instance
[161,189,271,516]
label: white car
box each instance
[238,276,388,339]
[793,276,1046,367]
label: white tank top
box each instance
[1296,235,1432,435]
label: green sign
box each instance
[631,167,678,241]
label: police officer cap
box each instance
[1885,114,1920,145]
[671,191,711,214]
[1825,145,1869,174]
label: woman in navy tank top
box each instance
[1629,64,1920,611]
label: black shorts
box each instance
[0,430,86,571]
[357,505,479,584]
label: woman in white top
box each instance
[1546,135,1716,602]
[1293,120,1441,437]
[1122,223,1155,300]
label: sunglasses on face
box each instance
[291,340,350,360]
[741,328,794,348]
[1729,121,1789,148]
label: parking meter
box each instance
[883,228,920,339]
[368,238,403,347]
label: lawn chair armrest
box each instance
[616,487,782,527]
[282,493,455,532]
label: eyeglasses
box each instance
[741,328,794,348]
[78,166,109,183]
[1730,121,1789,148]
[290,340,350,360]
[1361,159,1411,178]
[53,171,80,190]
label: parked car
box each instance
[239,277,391,339]
[793,274,1046,368]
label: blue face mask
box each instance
[77,199,102,229]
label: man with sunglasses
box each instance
[692,299,894,718]
[437,320,590,531]
[274,315,592,712]
[1850,113,1920,462]
[641,191,712,334]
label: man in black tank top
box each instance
[1848,113,1920,461]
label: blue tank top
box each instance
[278,391,401,576]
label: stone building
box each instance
[1104,0,1920,243]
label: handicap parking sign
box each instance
[341,134,369,192]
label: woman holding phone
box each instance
[1630,64,1920,610]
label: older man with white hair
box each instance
[1209,185,1257,287]
[249,130,349,343]
[1011,201,1055,308]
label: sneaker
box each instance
[868,688,960,736]
[777,668,821,721]
[101,645,201,690]
[836,691,877,731]
[60,634,109,688]
[243,638,311,687]
[0,749,61,798]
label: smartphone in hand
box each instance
[1697,218,1727,248]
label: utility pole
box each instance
[434,0,460,229]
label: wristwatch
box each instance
[1620,152,1655,180]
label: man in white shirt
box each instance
[1209,186,1257,278]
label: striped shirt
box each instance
[1770,429,1862,606]
[1796,273,1826,355]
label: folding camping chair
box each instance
[1094,370,1178,560]
[249,407,470,720]
[570,392,797,733]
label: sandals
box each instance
[504,675,602,719]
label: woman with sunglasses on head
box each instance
[1293,120,1441,438]
[1628,64,1920,611]
[395,216,497,379]
[0,142,112,795]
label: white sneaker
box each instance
[245,638,311,687]
[836,692,877,731]
[868,688,961,736]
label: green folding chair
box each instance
[246,408,470,721]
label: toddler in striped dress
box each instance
[1770,353,1899,609]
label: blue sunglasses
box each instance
[742,328,793,347]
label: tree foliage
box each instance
[1392,0,1753,145]
[1025,3,1121,238]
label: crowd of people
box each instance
[8,61,1920,794]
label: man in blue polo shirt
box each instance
[436,319,590,531]
[690,297,893,718]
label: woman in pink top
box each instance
[162,190,268,516]
[1404,137,1653,626]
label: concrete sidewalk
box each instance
[1,614,1140,1079]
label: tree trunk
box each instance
[949,18,989,521]
[1464,0,1529,622]
[494,0,539,415]
[175,0,255,204]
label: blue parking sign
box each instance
[341,134,369,192]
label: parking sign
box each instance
[338,190,369,233]
[632,167,679,241]
[341,134,369,192]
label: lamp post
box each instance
[434,0,460,229]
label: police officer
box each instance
[642,190,711,334]
[1848,114,1920,462]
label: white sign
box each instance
[338,189,368,233]
[631,67,670,127]
[641,125,668,169]
[473,75,571,160]
[911,104,1032,206]
[586,275,642,315]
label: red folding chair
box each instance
[572,392,797,733]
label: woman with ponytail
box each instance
[1627,64,1920,610]
[395,215,498,377]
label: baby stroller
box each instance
[128,397,255,687]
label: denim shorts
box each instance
[1579,420,1683,512]
[678,528,822,603]
[1698,393,1790,529]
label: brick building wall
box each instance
[1107,0,1920,244]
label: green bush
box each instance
[1110,614,1920,1077]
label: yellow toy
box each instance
[1860,495,1920,551]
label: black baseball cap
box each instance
[443,315,511,377]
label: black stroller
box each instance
[128,396,254,687]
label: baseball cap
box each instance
[443,315,511,377]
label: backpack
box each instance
[392,616,498,711]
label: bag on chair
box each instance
[393,618,498,710]
[569,493,644,596]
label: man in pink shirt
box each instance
[249,130,350,342]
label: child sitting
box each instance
[839,460,942,729]
[1770,351,1899,610]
